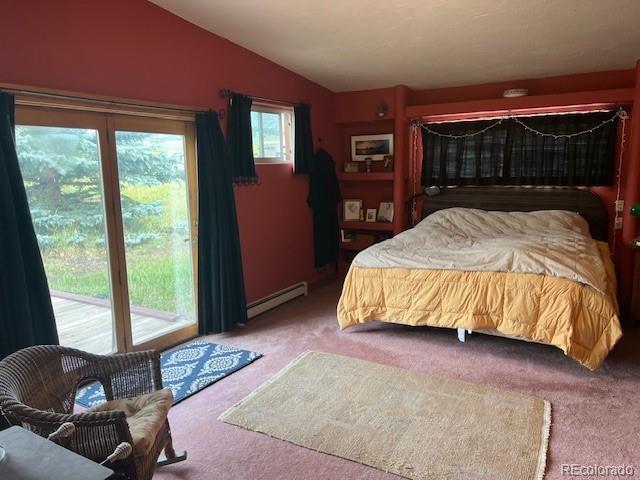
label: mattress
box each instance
[337,208,622,369]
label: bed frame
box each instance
[421,186,610,241]
[420,186,611,343]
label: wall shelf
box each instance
[338,172,394,182]
[336,116,395,125]
[340,221,394,232]
[340,242,373,251]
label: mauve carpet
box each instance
[154,283,640,480]
[221,351,550,480]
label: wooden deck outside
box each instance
[51,294,188,354]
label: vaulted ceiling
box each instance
[150,0,640,92]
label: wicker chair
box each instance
[0,345,183,479]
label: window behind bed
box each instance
[421,111,619,187]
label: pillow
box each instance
[416,207,591,237]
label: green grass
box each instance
[44,242,195,317]
[121,182,188,233]
[38,180,195,318]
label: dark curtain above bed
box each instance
[421,111,618,187]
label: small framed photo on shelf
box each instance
[344,161,359,173]
[343,199,362,221]
[341,229,356,243]
[377,202,394,223]
[365,209,377,222]
[383,155,394,172]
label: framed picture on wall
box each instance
[343,199,362,221]
[351,133,394,162]
[377,202,394,223]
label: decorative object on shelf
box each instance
[341,230,356,243]
[364,157,373,173]
[351,133,394,162]
[383,155,394,172]
[366,209,377,222]
[359,208,364,221]
[344,161,359,173]
[343,199,363,221]
[425,185,441,197]
[377,202,394,223]
[376,102,389,118]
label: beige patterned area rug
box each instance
[220,351,551,480]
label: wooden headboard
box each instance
[420,186,610,241]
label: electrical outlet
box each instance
[615,217,623,229]
[615,200,625,212]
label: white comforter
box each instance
[354,208,608,293]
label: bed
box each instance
[337,187,622,370]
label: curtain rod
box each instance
[414,108,628,126]
[1,86,225,118]
[219,88,305,108]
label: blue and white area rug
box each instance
[75,342,262,407]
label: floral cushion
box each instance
[88,388,173,456]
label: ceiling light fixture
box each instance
[376,102,389,118]
[503,88,529,98]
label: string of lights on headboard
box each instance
[409,109,629,254]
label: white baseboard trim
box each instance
[247,282,308,319]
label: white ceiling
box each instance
[150,0,640,92]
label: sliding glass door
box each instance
[110,116,197,348]
[16,110,118,354]
[15,107,198,354]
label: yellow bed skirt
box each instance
[337,243,622,370]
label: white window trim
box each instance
[251,102,294,165]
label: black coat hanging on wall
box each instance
[307,148,341,268]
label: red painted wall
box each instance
[336,88,396,124]
[0,0,337,302]
[410,69,636,105]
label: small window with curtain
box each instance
[420,110,620,187]
[250,104,293,164]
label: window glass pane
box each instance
[260,112,282,158]
[115,131,196,345]
[251,111,262,158]
[16,125,116,354]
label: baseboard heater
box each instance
[247,282,308,319]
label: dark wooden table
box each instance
[0,426,113,480]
